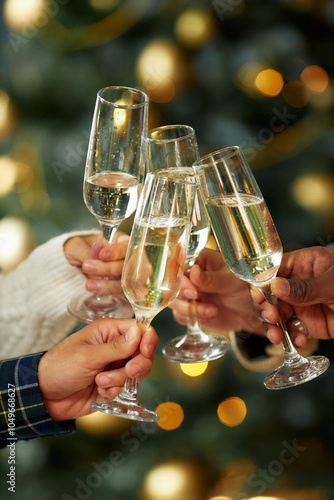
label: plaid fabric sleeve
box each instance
[0,352,75,446]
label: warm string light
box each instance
[174,8,217,48]
[255,69,284,97]
[3,0,46,31]
[136,39,188,103]
[0,216,32,271]
[76,411,131,437]
[217,397,247,427]
[155,402,184,431]
[142,461,204,500]
[180,362,208,377]
[292,174,334,214]
[238,62,329,110]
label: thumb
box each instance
[89,326,141,368]
[271,272,334,306]
[190,263,222,293]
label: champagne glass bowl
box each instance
[91,171,197,421]
[145,124,229,363]
[68,86,149,322]
[193,146,329,389]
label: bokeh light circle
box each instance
[217,397,247,426]
[282,81,309,107]
[180,362,208,377]
[155,402,184,430]
[175,8,216,47]
[255,69,284,97]
[301,65,329,93]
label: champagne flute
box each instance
[91,171,197,421]
[193,146,330,389]
[146,124,228,363]
[68,86,149,322]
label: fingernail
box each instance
[86,281,99,292]
[146,344,155,357]
[184,289,197,300]
[82,261,96,273]
[97,387,106,396]
[125,326,138,342]
[101,249,113,259]
[129,363,140,377]
[203,306,217,318]
[92,242,103,253]
[260,310,272,323]
[98,374,110,385]
[274,278,290,296]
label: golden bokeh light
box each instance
[142,461,203,500]
[292,174,334,213]
[282,81,310,108]
[76,411,131,437]
[0,216,31,271]
[217,397,247,427]
[180,362,208,377]
[136,39,185,103]
[248,497,286,500]
[155,402,184,431]
[0,156,18,197]
[208,497,232,500]
[174,8,216,48]
[12,162,34,193]
[3,0,46,31]
[301,65,329,93]
[254,69,284,97]
[0,90,17,139]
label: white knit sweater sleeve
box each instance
[0,230,99,358]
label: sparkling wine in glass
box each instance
[193,146,329,389]
[146,124,228,363]
[68,86,149,322]
[91,172,196,420]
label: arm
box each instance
[0,230,99,358]
[0,318,159,443]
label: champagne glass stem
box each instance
[163,263,229,362]
[118,314,153,401]
[259,284,300,362]
[95,223,120,305]
[101,222,118,245]
[186,264,210,340]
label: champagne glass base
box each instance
[91,397,159,423]
[264,355,330,390]
[68,294,134,323]
[163,333,229,363]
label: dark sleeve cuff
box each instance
[0,352,75,445]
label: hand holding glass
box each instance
[91,172,196,421]
[193,146,329,389]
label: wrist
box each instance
[37,353,59,421]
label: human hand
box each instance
[170,248,263,334]
[38,318,159,422]
[251,246,334,346]
[82,232,130,298]
[63,233,102,267]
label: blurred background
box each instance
[0,0,334,499]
